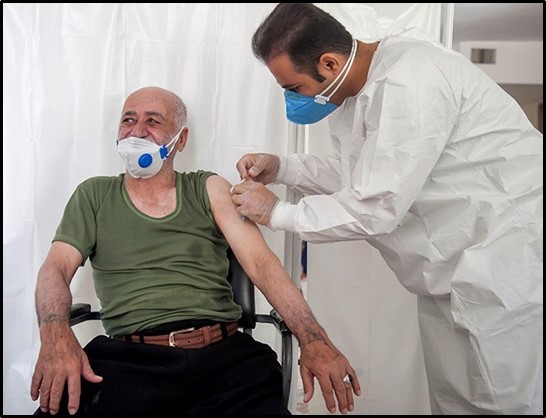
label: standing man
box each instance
[232,3,543,415]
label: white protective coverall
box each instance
[270,29,543,414]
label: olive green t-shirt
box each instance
[54,171,242,336]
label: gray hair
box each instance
[168,90,187,131]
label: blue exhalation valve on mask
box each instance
[138,153,153,168]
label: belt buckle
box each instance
[168,327,195,347]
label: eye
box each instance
[121,117,136,125]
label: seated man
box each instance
[30,86,360,416]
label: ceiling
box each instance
[453,3,543,43]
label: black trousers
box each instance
[36,331,290,415]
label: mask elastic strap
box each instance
[314,38,357,105]
[160,126,185,159]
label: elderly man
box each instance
[30,86,360,416]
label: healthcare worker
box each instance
[231,3,543,415]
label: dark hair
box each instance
[252,3,353,82]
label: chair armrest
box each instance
[256,309,293,409]
[70,303,102,326]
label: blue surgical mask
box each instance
[285,39,357,125]
[116,127,184,179]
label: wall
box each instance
[457,41,542,84]
[538,102,544,132]
[456,41,543,132]
[521,101,542,131]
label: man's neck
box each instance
[346,40,379,98]
[124,170,178,218]
[125,170,176,191]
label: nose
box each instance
[129,122,150,139]
[119,122,150,141]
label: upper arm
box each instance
[40,241,84,285]
[205,175,282,282]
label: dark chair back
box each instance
[226,248,256,329]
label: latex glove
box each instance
[236,153,280,185]
[231,180,280,226]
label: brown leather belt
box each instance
[117,322,239,348]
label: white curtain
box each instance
[3,4,287,414]
[3,3,448,415]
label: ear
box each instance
[318,52,343,74]
[177,127,188,151]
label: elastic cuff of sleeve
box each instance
[269,200,297,232]
[275,155,288,184]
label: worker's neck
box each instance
[347,40,379,98]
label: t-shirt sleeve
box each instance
[193,170,216,212]
[53,177,111,263]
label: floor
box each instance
[294,381,310,414]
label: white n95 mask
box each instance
[117,127,183,179]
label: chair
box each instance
[68,249,293,408]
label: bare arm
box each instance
[35,242,80,326]
[30,241,102,415]
[207,175,361,414]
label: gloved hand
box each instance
[231,180,280,226]
[236,153,280,185]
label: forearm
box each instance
[35,264,73,334]
[32,264,98,416]
[254,257,330,346]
